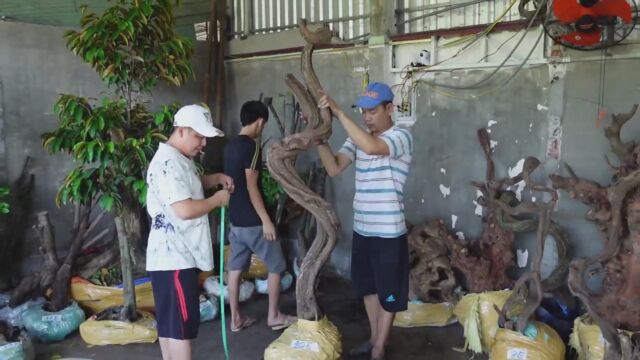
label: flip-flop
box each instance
[231,316,256,332]
[348,340,373,357]
[269,315,297,331]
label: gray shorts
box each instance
[228,225,286,274]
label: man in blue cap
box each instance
[317,82,413,360]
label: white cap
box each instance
[173,104,224,137]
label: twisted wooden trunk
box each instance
[266,19,339,320]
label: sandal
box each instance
[269,315,297,331]
[231,316,256,332]
[348,340,373,357]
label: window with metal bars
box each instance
[196,0,371,42]
[395,0,524,35]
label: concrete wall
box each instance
[224,47,370,273]
[223,28,640,279]
[0,21,208,270]
[5,18,640,281]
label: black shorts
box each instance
[150,268,200,340]
[351,232,409,313]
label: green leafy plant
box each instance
[40,0,193,321]
[42,0,192,212]
[0,187,9,214]
[88,265,123,287]
[43,100,177,210]
[261,167,284,208]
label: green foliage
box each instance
[64,0,193,92]
[42,99,177,209]
[88,265,123,286]
[42,0,193,211]
[261,167,283,208]
[0,187,9,214]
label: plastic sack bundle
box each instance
[0,325,35,360]
[293,258,301,278]
[203,275,255,303]
[21,301,85,343]
[255,272,294,295]
[70,277,155,314]
[393,301,456,328]
[199,295,218,322]
[569,315,605,360]
[79,310,157,346]
[0,298,46,328]
[223,246,268,279]
[0,293,10,308]
[490,321,565,360]
[453,290,513,353]
[535,296,578,342]
[264,317,341,360]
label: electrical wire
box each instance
[443,0,519,48]
[391,0,523,101]
[396,0,491,27]
[413,1,546,90]
[476,29,521,63]
[415,25,545,100]
[596,46,608,126]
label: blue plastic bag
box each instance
[199,295,219,322]
[0,298,45,328]
[0,332,35,360]
[21,302,85,343]
[255,272,293,295]
[113,277,151,289]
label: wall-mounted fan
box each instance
[542,0,637,50]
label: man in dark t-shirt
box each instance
[223,100,296,332]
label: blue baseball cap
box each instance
[354,82,394,109]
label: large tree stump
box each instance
[552,105,640,359]
[10,202,110,312]
[493,157,560,332]
[407,220,457,303]
[9,212,59,307]
[266,19,339,321]
[448,129,569,295]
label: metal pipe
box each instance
[243,0,252,38]
[344,32,370,42]
[252,13,370,32]
[396,0,489,14]
[396,0,489,26]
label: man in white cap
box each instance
[145,104,233,360]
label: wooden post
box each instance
[203,0,218,106]
[214,0,226,128]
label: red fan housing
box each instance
[552,0,633,46]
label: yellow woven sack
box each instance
[264,317,341,360]
[393,302,456,328]
[453,290,512,352]
[79,310,157,345]
[70,277,155,314]
[223,245,269,279]
[490,321,565,360]
[569,315,605,360]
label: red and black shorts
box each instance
[149,268,200,340]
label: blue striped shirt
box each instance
[339,126,413,238]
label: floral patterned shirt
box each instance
[145,143,213,271]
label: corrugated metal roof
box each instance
[0,0,211,37]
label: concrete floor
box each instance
[37,277,486,360]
